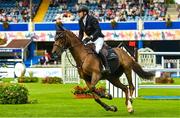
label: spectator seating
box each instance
[0,0,42,23]
[43,0,168,22]
[0,0,170,23]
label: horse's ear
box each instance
[56,22,65,31]
[56,24,65,31]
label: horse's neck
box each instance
[68,38,87,66]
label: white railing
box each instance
[138,51,180,77]
[138,50,180,90]
[138,48,156,68]
[106,72,138,98]
[61,51,80,84]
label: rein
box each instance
[63,38,83,69]
[65,50,80,68]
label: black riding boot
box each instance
[99,50,111,74]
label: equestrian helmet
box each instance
[77,5,89,13]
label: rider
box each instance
[77,5,111,74]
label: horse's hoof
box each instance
[128,109,134,114]
[129,109,134,114]
[113,106,118,112]
[110,105,118,112]
[127,106,134,113]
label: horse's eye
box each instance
[59,33,64,38]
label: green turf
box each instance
[0,82,180,117]
[173,78,180,84]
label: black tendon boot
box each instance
[99,50,111,74]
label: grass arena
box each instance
[1,0,180,117]
[0,78,180,117]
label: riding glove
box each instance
[83,37,92,44]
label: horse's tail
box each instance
[132,61,155,80]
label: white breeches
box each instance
[87,37,104,54]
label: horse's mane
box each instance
[64,30,95,54]
[64,30,80,41]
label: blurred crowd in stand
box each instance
[0,0,41,23]
[51,0,168,22]
[0,0,179,22]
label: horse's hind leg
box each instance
[124,69,135,102]
[108,77,134,113]
[85,79,117,112]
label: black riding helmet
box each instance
[77,5,89,13]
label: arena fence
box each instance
[138,50,180,89]
[61,50,80,84]
[138,50,180,77]
[106,72,138,98]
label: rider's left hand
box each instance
[82,36,92,44]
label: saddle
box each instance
[86,43,119,74]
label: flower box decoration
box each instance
[0,38,7,45]
[72,86,106,99]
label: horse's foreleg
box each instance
[97,92,112,100]
[85,77,117,112]
[94,96,117,112]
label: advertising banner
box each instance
[0,30,179,41]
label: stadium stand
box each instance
[0,0,42,23]
[43,0,168,22]
[1,0,179,22]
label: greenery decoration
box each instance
[18,71,38,83]
[2,21,9,29]
[42,77,63,84]
[0,38,7,45]
[166,20,172,27]
[56,21,63,27]
[0,84,29,104]
[18,76,39,83]
[166,15,172,27]
[111,19,117,29]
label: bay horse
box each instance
[51,25,154,113]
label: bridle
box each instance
[53,31,82,68]
[53,31,68,52]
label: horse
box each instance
[51,25,154,113]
